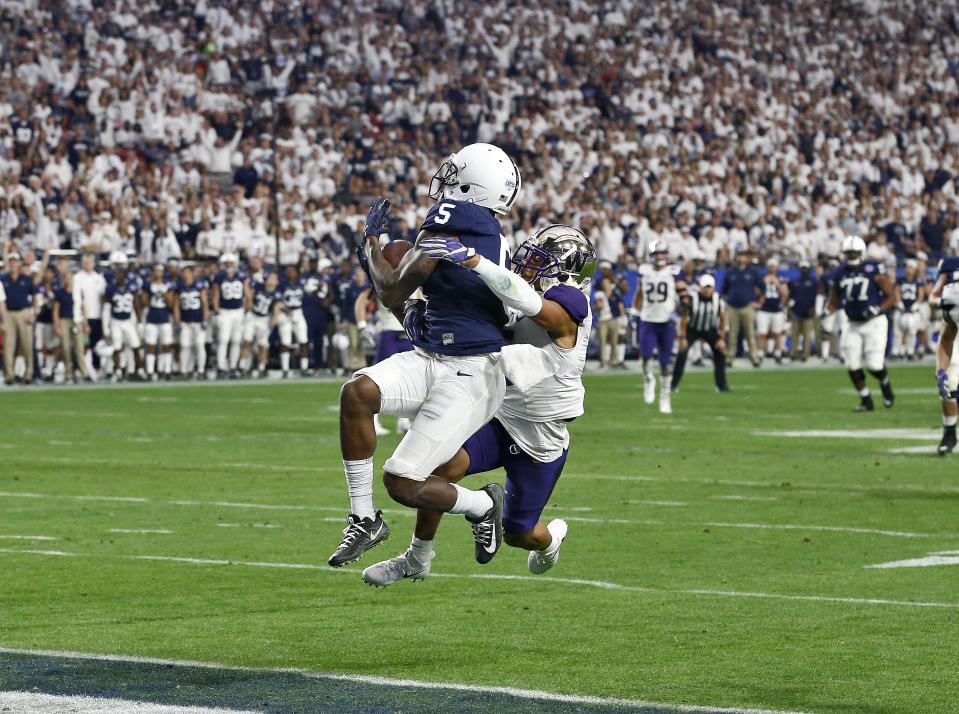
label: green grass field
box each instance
[1,364,957,713]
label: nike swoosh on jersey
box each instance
[456,371,473,377]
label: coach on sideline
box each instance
[1,251,37,384]
[73,252,107,373]
[721,247,763,368]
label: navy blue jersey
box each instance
[721,265,764,308]
[280,276,307,310]
[36,284,56,324]
[250,281,279,317]
[177,279,206,323]
[105,276,141,321]
[53,286,74,318]
[415,200,509,355]
[760,274,784,312]
[899,276,925,310]
[938,256,959,285]
[0,272,36,311]
[836,260,887,321]
[145,279,175,323]
[214,270,246,310]
[788,274,819,317]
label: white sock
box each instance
[409,535,433,566]
[146,353,156,374]
[343,458,375,519]
[281,351,290,371]
[300,356,308,371]
[615,343,625,363]
[944,414,957,427]
[448,483,493,519]
[859,387,870,397]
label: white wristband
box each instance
[471,256,543,317]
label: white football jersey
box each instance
[638,263,681,323]
[497,296,592,462]
[941,282,959,325]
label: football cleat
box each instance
[659,393,672,414]
[880,381,895,408]
[528,519,568,574]
[362,549,435,587]
[328,510,390,567]
[938,430,957,456]
[853,395,875,412]
[467,483,505,564]
[643,373,656,404]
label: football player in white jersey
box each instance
[362,224,596,587]
[634,240,687,414]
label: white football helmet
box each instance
[109,250,128,265]
[648,240,669,267]
[841,236,866,267]
[428,143,521,215]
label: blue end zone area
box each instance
[0,651,725,714]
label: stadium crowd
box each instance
[1,0,959,383]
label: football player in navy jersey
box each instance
[363,225,597,587]
[103,251,145,381]
[893,259,927,360]
[278,264,311,378]
[329,143,520,569]
[823,236,895,411]
[174,264,209,379]
[932,256,959,454]
[756,258,789,364]
[241,272,280,377]
[141,263,176,380]
[212,253,247,378]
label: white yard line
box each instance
[0,647,811,714]
[108,529,173,535]
[0,547,955,610]
[0,535,57,541]
[0,491,940,537]
[0,691,257,714]
[2,456,334,473]
[753,428,940,440]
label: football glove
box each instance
[937,369,953,401]
[403,298,426,341]
[362,197,391,245]
[418,235,476,264]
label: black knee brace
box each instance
[849,368,865,383]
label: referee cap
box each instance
[699,274,715,288]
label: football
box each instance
[381,239,413,268]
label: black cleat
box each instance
[880,381,894,408]
[938,430,957,456]
[466,483,505,565]
[328,510,390,567]
[854,395,875,412]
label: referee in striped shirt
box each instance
[671,274,731,392]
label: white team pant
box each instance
[217,309,245,369]
[35,323,59,351]
[179,322,207,348]
[144,322,174,347]
[179,321,207,373]
[277,309,308,346]
[947,339,959,394]
[894,310,920,355]
[243,314,272,348]
[840,314,887,371]
[355,347,506,481]
[756,310,786,334]
[110,318,141,351]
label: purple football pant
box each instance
[374,330,413,364]
[462,418,568,534]
[639,320,675,370]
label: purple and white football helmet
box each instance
[510,224,597,292]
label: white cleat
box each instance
[659,393,672,414]
[374,423,390,436]
[643,373,656,404]
[362,549,434,587]
[396,417,411,434]
[528,519,568,574]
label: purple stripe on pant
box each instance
[463,419,568,534]
[638,320,675,369]
[374,330,413,363]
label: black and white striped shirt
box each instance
[688,291,725,332]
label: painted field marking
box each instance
[0,691,257,714]
[47,440,74,446]
[710,495,780,502]
[0,535,57,541]
[0,647,808,714]
[216,524,281,529]
[108,529,173,535]
[1,456,334,473]
[1,547,956,610]
[839,388,932,395]
[622,500,688,507]
[866,550,959,569]
[887,445,939,454]
[16,428,336,445]
[0,491,940,537]
[753,428,939,440]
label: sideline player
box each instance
[328,143,521,569]
[103,251,145,380]
[277,264,311,378]
[141,263,176,380]
[362,224,596,586]
[212,252,246,378]
[892,259,926,360]
[823,236,895,411]
[634,240,686,414]
[756,257,788,364]
[241,271,280,377]
[174,263,209,378]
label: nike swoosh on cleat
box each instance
[369,523,384,540]
[483,532,497,554]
